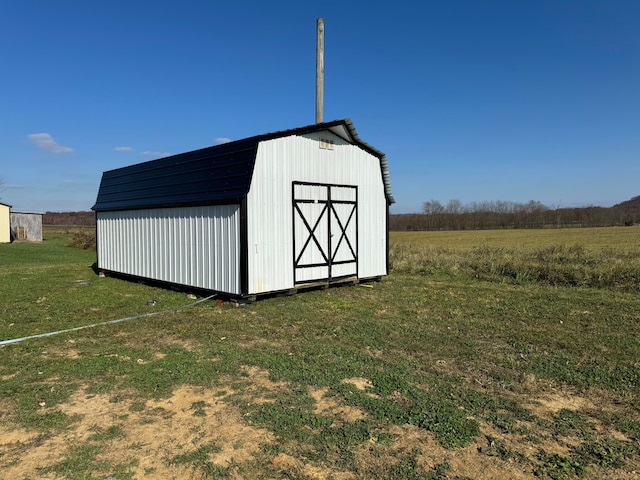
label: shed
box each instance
[10,211,44,241]
[0,203,11,243]
[92,118,394,299]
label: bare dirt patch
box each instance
[125,333,201,353]
[40,347,81,359]
[309,386,366,422]
[342,377,373,391]
[353,423,536,479]
[526,390,597,418]
[0,385,273,480]
[271,453,356,480]
[2,365,638,479]
[222,365,291,403]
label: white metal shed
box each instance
[92,119,394,299]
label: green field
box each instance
[0,227,639,479]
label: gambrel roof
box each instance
[92,118,393,212]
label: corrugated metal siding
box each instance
[92,142,257,212]
[97,205,241,294]
[9,213,43,241]
[246,132,387,294]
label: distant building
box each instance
[10,211,44,242]
[92,118,394,300]
[0,203,11,243]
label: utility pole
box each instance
[316,18,324,124]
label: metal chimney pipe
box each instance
[316,18,324,124]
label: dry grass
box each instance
[389,227,640,292]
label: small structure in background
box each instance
[10,211,44,242]
[93,118,394,300]
[0,202,11,243]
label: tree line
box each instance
[43,211,96,226]
[34,195,640,231]
[391,198,640,231]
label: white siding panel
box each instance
[97,205,241,294]
[246,132,387,294]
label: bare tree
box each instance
[446,199,463,214]
[422,199,444,215]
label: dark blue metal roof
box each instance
[92,118,394,212]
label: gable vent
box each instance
[319,138,334,150]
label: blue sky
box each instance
[1,1,638,213]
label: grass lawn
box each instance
[0,226,639,479]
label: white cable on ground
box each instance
[0,294,217,347]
